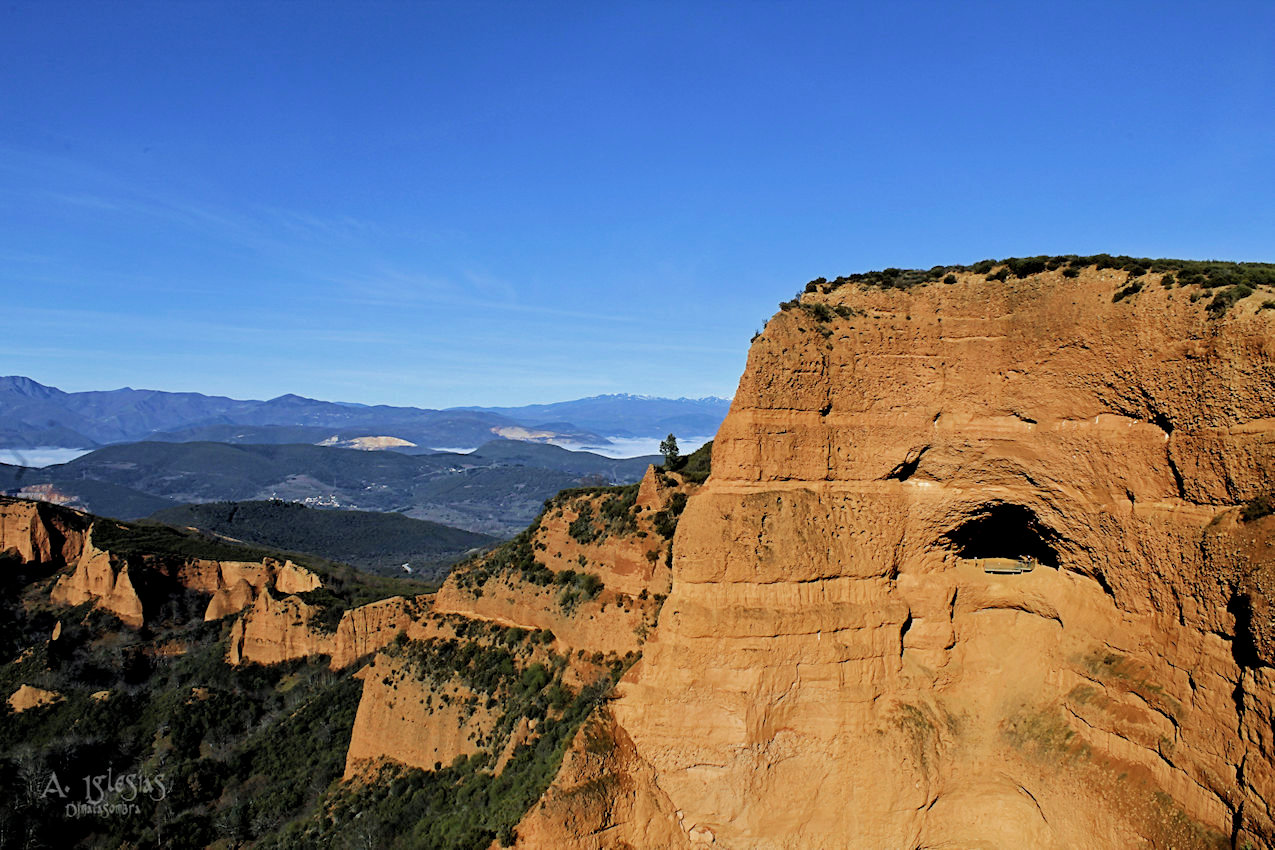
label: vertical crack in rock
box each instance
[1092,569,1117,603]
[885,447,929,482]
[1166,444,1187,500]
[1228,591,1264,671]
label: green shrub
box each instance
[986,268,1010,282]
[579,574,603,598]
[296,587,347,633]
[651,492,688,540]
[550,569,603,612]
[943,273,957,284]
[1206,284,1255,318]
[597,489,639,536]
[807,302,834,323]
[568,504,600,544]
[1005,257,1048,278]
[1112,281,1144,302]
[678,440,712,484]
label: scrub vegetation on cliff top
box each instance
[663,438,712,485]
[786,256,1275,320]
[448,489,622,613]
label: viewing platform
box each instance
[978,556,1038,575]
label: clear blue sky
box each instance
[2,1,1271,407]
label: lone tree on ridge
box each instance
[660,433,680,469]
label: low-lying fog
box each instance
[0,448,94,468]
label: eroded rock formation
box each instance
[341,474,693,780]
[533,268,1275,849]
[49,530,147,628]
[227,592,427,669]
[0,498,87,566]
[7,684,63,713]
[344,653,497,779]
[41,519,325,630]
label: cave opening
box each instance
[942,503,1060,568]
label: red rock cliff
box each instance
[0,498,87,566]
[549,268,1275,849]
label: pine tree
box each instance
[659,434,680,469]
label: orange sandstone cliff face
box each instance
[341,471,693,781]
[226,591,427,669]
[535,269,1275,849]
[433,467,672,656]
[42,522,326,632]
[0,498,87,567]
[49,529,148,628]
[2,498,397,662]
[344,650,498,780]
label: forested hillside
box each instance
[150,500,496,580]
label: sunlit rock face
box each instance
[341,467,691,783]
[0,497,86,566]
[599,269,1275,849]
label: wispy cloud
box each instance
[314,266,641,325]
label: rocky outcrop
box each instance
[343,652,495,780]
[44,519,323,630]
[546,269,1275,849]
[6,494,409,670]
[536,473,673,600]
[433,477,676,655]
[226,590,321,666]
[433,578,654,657]
[186,558,320,621]
[226,592,424,669]
[513,710,689,849]
[341,478,693,782]
[0,497,87,565]
[7,684,63,713]
[49,530,145,628]
[6,494,327,630]
[330,596,425,668]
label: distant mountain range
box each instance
[453,394,731,440]
[0,438,659,536]
[0,376,730,450]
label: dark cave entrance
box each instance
[942,503,1060,568]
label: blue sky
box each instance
[2,1,1272,407]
